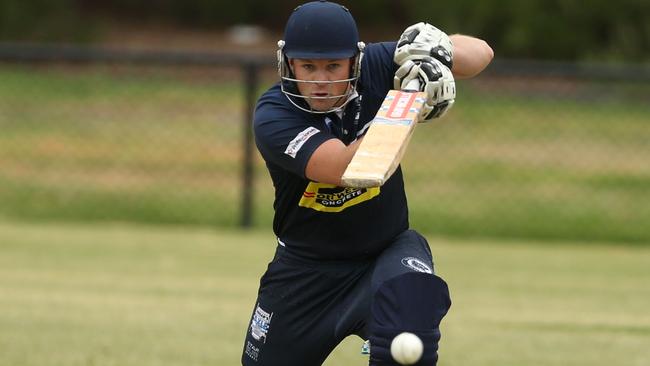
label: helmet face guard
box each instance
[277,41,365,114]
[277,1,365,114]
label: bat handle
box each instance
[403,79,421,92]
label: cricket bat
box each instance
[341,80,426,188]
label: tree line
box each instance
[1,0,648,62]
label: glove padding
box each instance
[393,23,455,122]
[394,22,453,69]
[394,56,456,122]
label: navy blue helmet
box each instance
[283,1,360,59]
[277,1,365,113]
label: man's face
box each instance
[290,58,352,112]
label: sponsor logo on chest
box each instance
[299,182,380,212]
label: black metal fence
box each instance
[1,42,649,243]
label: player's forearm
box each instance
[450,34,494,79]
[305,138,363,186]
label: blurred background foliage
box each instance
[1,0,648,243]
[1,0,649,61]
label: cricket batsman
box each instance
[242,1,493,365]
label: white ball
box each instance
[390,332,424,365]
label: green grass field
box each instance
[1,65,649,243]
[1,220,649,366]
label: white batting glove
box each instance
[394,56,455,121]
[393,23,455,122]
[394,22,453,69]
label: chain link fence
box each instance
[1,43,648,243]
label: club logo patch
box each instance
[250,304,273,343]
[401,257,433,274]
[299,182,380,212]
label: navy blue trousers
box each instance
[241,229,451,366]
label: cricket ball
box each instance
[390,332,423,365]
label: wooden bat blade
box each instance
[342,90,426,188]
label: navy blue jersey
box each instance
[254,42,409,260]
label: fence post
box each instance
[241,62,258,228]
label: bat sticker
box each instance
[372,117,414,126]
[386,92,418,119]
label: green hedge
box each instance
[0,0,95,42]
[1,0,648,61]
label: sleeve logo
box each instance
[284,126,320,158]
